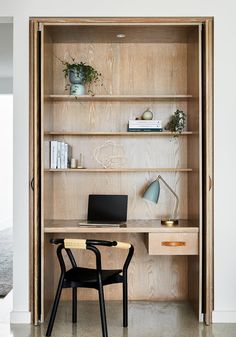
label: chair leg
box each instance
[46,276,64,337]
[72,287,77,323]
[98,282,108,337]
[123,275,128,327]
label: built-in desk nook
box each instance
[29,17,214,326]
[45,219,199,253]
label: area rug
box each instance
[0,227,12,297]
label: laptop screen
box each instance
[87,194,128,223]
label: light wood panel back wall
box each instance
[46,41,190,221]
[52,42,187,95]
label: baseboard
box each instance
[10,310,31,324]
[212,310,236,323]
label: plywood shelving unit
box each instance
[30,18,213,325]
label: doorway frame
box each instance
[29,16,214,325]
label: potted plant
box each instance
[60,57,102,96]
[165,109,186,135]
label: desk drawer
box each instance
[148,232,198,255]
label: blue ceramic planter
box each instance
[69,68,85,95]
[70,84,86,95]
[69,68,85,84]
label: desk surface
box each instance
[44,219,199,233]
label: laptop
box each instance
[79,194,128,227]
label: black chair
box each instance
[46,238,134,337]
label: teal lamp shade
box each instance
[143,179,160,204]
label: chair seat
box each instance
[63,267,123,288]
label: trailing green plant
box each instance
[59,56,102,95]
[165,109,186,135]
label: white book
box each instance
[129,125,161,129]
[129,123,161,127]
[129,121,160,124]
[64,143,68,169]
[61,142,65,169]
[129,120,162,128]
[44,141,50,169]
[50,141,58,169]
[57,141,61,169]
[128,125,162,129]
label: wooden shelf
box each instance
[46,94,193,101]
[45,168,192,172]
[45,131,194,136]
[44,219,199,234]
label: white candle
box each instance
[77,153,84,168]
[71,158,77,169]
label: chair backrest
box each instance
[51,238,134,274]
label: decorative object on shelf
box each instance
[76,153,84,169]
[93,141,127,169]
[70,83,85,96]
[142,175,179,226]
[128,119,162,132]
[142,108,153,120]
[165,109,186,135]
[71,158,77,169]
[59,57,102,96]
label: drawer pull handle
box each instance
[161,241,186,247]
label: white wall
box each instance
[0,23,13,94]
[0,95,13,231]
[0,23,13,231]
[0,0,236,324]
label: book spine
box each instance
[128,128,163,132]
[128,125,162,129]
[68,145,72,168]
[129,121,162,128]
[64,143,68,169]
[61,142,65,169]
[50,141,58,169]
[57,141,61,169]
[128,123,162,129]
[44,141,50,169]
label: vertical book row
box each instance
[44,141,72,169]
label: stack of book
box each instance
[45,141,72,169]
[128,120,163,132]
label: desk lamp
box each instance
[142,175,179,226]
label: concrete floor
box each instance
[1,301,236,337]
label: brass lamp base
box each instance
[161,219,179,227]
